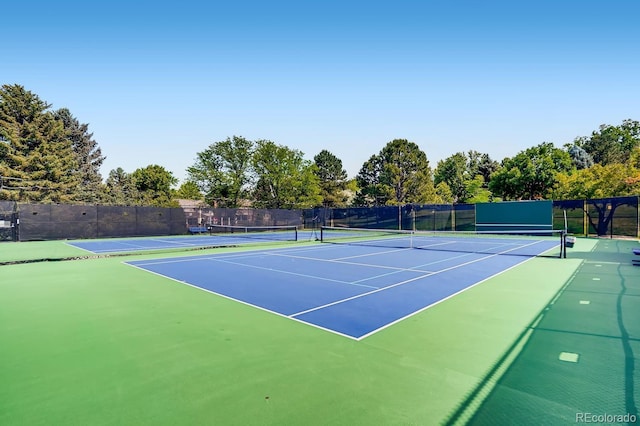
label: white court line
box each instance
[64,241,95,254]
[306,239,537,285]
[264,251,433,273]
[124,262,360,340]
[126,238,551,340]
[289,239,547,318]
[131,235,550,288]
[333,247,415,261]
[147,238,200,247]
[351,251,480,284]
[128,243,342,266]
[91,241,167,253]
[264,249,485,285]
[356,256,541,340]
[207,257,380,289]
[414,240,459,249]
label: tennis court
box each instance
[127,230,562,339]
[1,223,638,424]
[68,225,301,254]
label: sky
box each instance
[3,0,639,184]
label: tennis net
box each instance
[208,224,298,242]
[320,226,567,258]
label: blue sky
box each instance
[3,0,639,184]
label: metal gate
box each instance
[0,201,18,242]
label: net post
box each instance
[294,227,298,241]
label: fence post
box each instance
[583,199,588,236]
[413,205,416,231]
[451,204,456,232]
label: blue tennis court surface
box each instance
[68,231,310,254]
[126,235,560,339]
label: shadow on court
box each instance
[445,238,640,425]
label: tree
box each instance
[433,151,497,203]
[566,144,594,170]
[467,150,499,185]
[252,140,321,209]
[102,167,139,205]
[550,156,640,235]
[313,149,349,207]
[434,153,468,203]
[187,136,254,207]
[131,164,178,206]
[0,84,80,202]
[174,181,203,200]
[355,139,436,206]
[464,175,492,203]
[434,181,454,204]
[352,154,386,206]
[489,142,573,200]
[575,119,640,165]
[550,161,640,200]
[53,108,105,202]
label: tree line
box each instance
[1,84,639,208]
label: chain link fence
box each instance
[11,204,303,241]
[1,196,638,242]
[553,196,639,238]
[185,207,302,228]
[305,196,640,238]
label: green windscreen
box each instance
[475,200,553,231]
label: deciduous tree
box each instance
[575,119,640,165]
[174,181,203,200]
[252,140,321,209]
[489,142,572,200]
[355,139,436,206]
[187,136,253,207]
[434,153,468,203]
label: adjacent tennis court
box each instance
[127,229,562,339]
[68,225,300,254]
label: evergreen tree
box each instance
[54,108,105,201]
[103,167,139,205]
[0,84,79,202]
[313,149,348,207]
[567,144,594,170]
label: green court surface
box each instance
[1,238,638,425]
[0,240,89,263]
